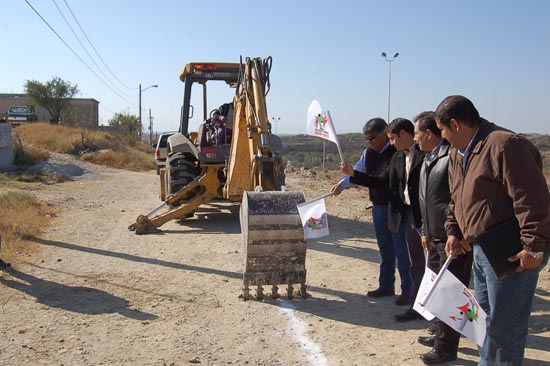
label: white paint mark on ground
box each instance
[279,300,329,366]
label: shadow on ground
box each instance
[0,267,157,320]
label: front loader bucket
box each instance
[240,191,307,300]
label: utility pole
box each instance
[148,108,154,146]
[139,83,158,141]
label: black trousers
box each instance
[428,239,473,355]
[405,207,424,299]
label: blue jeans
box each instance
[474,245,549,366]
[372,205,411,295]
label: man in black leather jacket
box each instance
[414,111,473,365]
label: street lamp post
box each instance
[381,52,399,123]
[271,116,281,135]
[139,83,158,141]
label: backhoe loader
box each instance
[129,57,307,299]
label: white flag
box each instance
[413,265,437,321]
[424,268,487,347]
[297,197,329,239]
[306,100,340,145]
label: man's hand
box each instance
[330,183,343,196]
[340,162,354,177]
[445,235,471,256]
[421,235,429,252]
[509,250,544,272]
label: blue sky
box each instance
[1,0,549,135]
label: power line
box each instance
[50,0,134,99]
[62,0,136,91]
[23,0,138,108]
[51,0,135,99]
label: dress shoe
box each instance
[426,322,438,335]
[394,293,411,306]
[395,309,422,322]
[367,288,395,298]
[420,349,457,365]
[417,335,436,347]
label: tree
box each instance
[24,77,79,124]
[109,113,140,139]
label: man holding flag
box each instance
[341,118,426,319]
[435,95,550,365]
[330,118,413,303]
[413,111,473,365]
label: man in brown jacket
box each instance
[435,95,550,366]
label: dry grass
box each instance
[14,123,156,171]
[0,192,55,265]
[12,133,50,166]
[81,148,155,170]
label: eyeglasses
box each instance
[365,133,380,142]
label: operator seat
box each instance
[196,122,214,148]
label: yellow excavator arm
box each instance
[225,56,281,198]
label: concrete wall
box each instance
[0,123,14,171]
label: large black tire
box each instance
[166,152,199,207]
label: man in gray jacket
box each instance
[413,112,473,365]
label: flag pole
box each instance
[297,192,333,208]
[322,140,326,172]
[419,254,455,307]
[325,111,344,162]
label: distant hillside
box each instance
[281,133,550,173]
[280,133,366,170]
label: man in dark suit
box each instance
[341,118,425,321]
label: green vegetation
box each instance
[108,112,141,139]
[24,76,79,124]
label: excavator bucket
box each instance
[240,191,307,300]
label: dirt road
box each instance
[1,155,549,366]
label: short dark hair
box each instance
[386,118,414,135]
[414,111,441,137]
[435,95,481,128]
[363,118,387,135]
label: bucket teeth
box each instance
[241,286,250,301]
[271,285,278,299]
[287,283,293,299]
[256,285,264,300]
